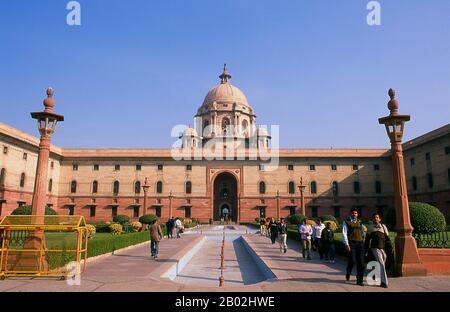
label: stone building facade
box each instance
[0,67,449,223]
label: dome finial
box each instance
[387,88,399,114]
[219,63,231,84]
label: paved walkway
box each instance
[1,225,449,292]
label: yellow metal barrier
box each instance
[0,215,88,279]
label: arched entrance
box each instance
[213,172,238,222]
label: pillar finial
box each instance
[388,88,399,114]
[43,87,55,112]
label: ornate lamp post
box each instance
[142,177,150,216]
[297,177,306,216]
[275,190,280,220]
[378,89,427,276]
[169,190,174,219]
[30,88,64,217]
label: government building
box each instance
[0,66,449,223]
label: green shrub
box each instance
[319,215,338,224]
[287,213,306,225]
[11,205,57,215]
[139,214,158,225]
[109,223,123,235]
[255,217,261,223]
[323,221,338,232]
[386,202,446,234]
[91,222,111,233]
[113,215,130,225]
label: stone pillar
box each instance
[31,135,51,216]
[391,141,427,276]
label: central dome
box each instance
[196,64,254,116]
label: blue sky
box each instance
[0,0,449,148]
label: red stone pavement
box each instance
[0,227,449,292]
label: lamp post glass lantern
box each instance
[378,88,426,277]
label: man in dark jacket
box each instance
[321,222,335,263]
[150,219,163,259]
[277,218,288,253]
[364,213,390,288]
[342,208,365,286]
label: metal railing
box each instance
[414,231,450,248]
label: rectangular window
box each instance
[412,176,418,191]
[93,164,99,171]
[309,165,316,171]
[428,173,434,188]
[73,164,78,171]
[155,206,161,218]
[157,164,163,171]
[410,158,415,166]
[425,153,431,161]
[23,153,27,160]
[185,207,191,218]
[186,165,192,171]
[114,164,120,171]
[50,161,54,169]
[258,164,267,171]
[136,164,141,171]
[352,164,358,171]
[3,146,8,154]
[68,206,74,216]
[374,164,380,171]
[112,206,118,217]
[311,206,318,218]
[133,206,139,218]
[90,206,96,217]
[354,182,360,194]
[446,146,450,155]
[331,164,337,171]
[288,164,294,171]
[333,206,340,218]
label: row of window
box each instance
[69,180,192,194]
[410,148,450,167]
[68,205,189,219]
[258,180,382,195]
[72,164,174,171]
[6,170,450,193]
[263,164,381,171]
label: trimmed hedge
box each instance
[386,202,446,234]
[90,222,112,233]
[46,231,151,269]
[287,213,306,225]
[319,215,338,224]
[113,215,130,225]
[139,214,158,225]
[11,205,57,215]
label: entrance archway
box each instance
[213,172,238,222]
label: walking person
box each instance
[269,217,278,244]
[364,213,391,288]
[277,218,288,253]
[175,217,183,238]
[166,217,173,238]
[259,218,266,236]
[265,217,271,237]
[298,219,313,260]
[321,222,336,263]
[149,219,163,259]
[342,208,365,286]
[313,218,325,259]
